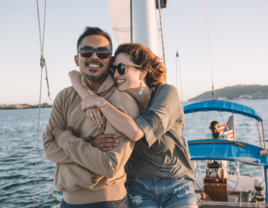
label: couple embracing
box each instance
[43,27,197,208]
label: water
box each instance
[0,108,61,208]
[0,100,267,207]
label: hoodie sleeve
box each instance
[42,90,74,164]
[57,97,140,177]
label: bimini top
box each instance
[184,100,262,122]
[188,139,268,166]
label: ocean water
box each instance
[0,99,267,208]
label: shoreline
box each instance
[0,103,52,110]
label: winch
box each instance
[251,185,265,203]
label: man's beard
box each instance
[82,69,110,82]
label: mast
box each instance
[130,0,133,43]
[132,0,159,55]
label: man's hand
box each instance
[92,134,119,151]
[53,126,72,144]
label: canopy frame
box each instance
[184,100,262,122]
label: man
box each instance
[205,121,228,139]
[205,121,228,175]
[42,27,139,207]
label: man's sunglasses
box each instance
[79,47,111,59]
[111,62,141,75]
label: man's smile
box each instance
[85,61,103,72]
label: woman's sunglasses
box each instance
[79,47,111,59]
[112,62,141,75]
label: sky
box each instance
[0,0,267,104]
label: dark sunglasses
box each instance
[111,62,141,75]
[79,47,111,59]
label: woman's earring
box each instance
[139,82,143,95]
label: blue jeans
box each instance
[126,177,197,208]
[60,197,126,208]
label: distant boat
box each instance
[184,100,268,207]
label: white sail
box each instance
[107,0,131,45]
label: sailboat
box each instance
[31,0,267,207]
[106,0,268,207]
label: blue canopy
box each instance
[184,100,262,121]
[188,139,268,166]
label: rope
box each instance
[33,1,48,207]
[218,111,229,131]
[33,58,43,208]
[36,0,51,99]
[177,54,184,106]
[36,0,42,55]
[218,111,225,124]
[157,0,166,68]
[44,60,51,98]
[205,0,216,100]
[173,0,184,105]
[175,54,178,90]
[42,0,46,56]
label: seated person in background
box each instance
[205,121,228,140]
[205,121,228,174]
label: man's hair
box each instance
[77,27,113,53]
[210,121,219,128]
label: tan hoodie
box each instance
[42,75,139,205]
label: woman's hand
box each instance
[86,108,103,128]
[53,126,72,144]
[81,89,100,110]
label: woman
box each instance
[69,43,197,208]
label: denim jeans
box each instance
[60,197,126,208]
[126,177,197,208]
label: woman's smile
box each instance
[116,79,126,86]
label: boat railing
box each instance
[198,200,268,208]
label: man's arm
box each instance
[42,90,74,164]
[57,98,139,178]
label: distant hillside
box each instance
[188,84,268,101]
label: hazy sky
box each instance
[0,0,267,104]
